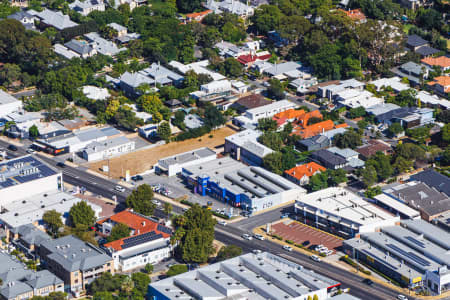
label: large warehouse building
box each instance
[182,157,305,212]
[156,147,217,176]
[344,219,450,294]
[294,187,400,238]
[148,252,341,300]
[0,155,62,207]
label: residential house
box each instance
[427,76,450,97]
[369,77,410,93]
[64,40,97,58]
[318,79,365,100]
[406,34,429,51]
[310,149,347,169]
[54,43,81,60]
[69,0,105,16]
[421,56,450,72]
[9,0,28,7]
[340,8,366,23]
[7,11,37,30]
[0,90,23,118]
[98,210,172,271]
[230,94,271,114]
[82,86,110,100]
[335,89,383,109]
[169,60,225,81]
[84,32,126,56]
[391,61,428,86]
[284,162,326,185]
[107,23,140,44]
[28,9,78,30]
[190,80,233,103]
[264,61,312,81]
[164,99,182,112]
[250,60,274,73]
[416,91,450,110]
[327,147,365,169]
[366,103,401,118]
[38,235,114,296]
[108,22,127,36]
[237,51,272,68]
[119,71,155,98]
[375,106,435,128]
[296,135,330,152]
[289,77,319,94]
[272,108,312,127]
[267,30,289,47]
[184,114,204,129]
[0,252,64,300]
[140,63,184,87]
[415,46,440,58]
[233,100,296,127]
[138,123,158,140]
[355,139,392,160]
[8,224,51,258]
[204,0,254,17]
[400,0,433,9]
[183,10,212,23]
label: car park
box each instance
[282,245,293,252]
[310,255,321,262]
[218,220,227,226]
[242,234,253,240]
[114,185,125,192]
[254,234,265,240]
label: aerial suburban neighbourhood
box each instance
[0,0,448,299]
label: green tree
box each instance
[328,169,348,185]
[157,122,171,140]
[93,292,114,300]
[166,264,188,277]
[364,186,382,198]
[42,210,63,237]
[222,57,244,78]
[31,292,67,300]
[387,122,404,136]
[144,263,154,274]
[257,118,278,132]
[262,152,283,175]
[28,125,40,138]
[393,156,413,174]
[177,204,216,263]
[203,104,226,128]
[69,201,96,227]
[217,245,243,261]
[176,0,202,12]
[164,202,173,218]
[131,272,150,295]
[334,130,362,149]
[442,123,450,144]
[406,126,430,144]
[267,78,285,100]
[107,223,131,242]
[347,107,366,119]
[260,132,283,151]
[360,165,377,187]
[396,143,425,161]
[308,171,329,191]
[126,184,156,216]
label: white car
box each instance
[254,234,265,240]
[242,234,253,241]
[218,220,227,226]
[114,185,125,192]
[397,295,408,300]
[252,249,262,254]
[26,149,35,154]
[152,199,161,206]
[282,245,293,252]
[310,255,321,262]
[325,250,333,256]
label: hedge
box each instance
[271,234,283,240]
[212,211,230,220]
[285,240,294,244]
[180,199,194,206]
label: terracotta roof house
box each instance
[273,109,323,128]
[340,8,366,23]
[421,56,450,71]
[184,10,212,23]
[427,76,450,97]
[98,210,173,271]
[284,162,326,186]
[237,52,272,68]
[355,139,392,160]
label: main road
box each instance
[0,140,411,299]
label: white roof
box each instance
[53,43,80,59]
[374,194,420,219]
[200,80,232,93]
[225,129,273,158]
[370,77,410,92]
[296,187,398,226]
[0,90,21,106]
[416,91,450,109]
[82,86,110,100]
[246,99,295,116]
[168,60,225,81]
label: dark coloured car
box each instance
[132,175,143,181]
[56,162,66,168]
[362,278,374,286]
[8,145,17,151]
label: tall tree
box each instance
[107,223,131,242]
[126,184,156,216]
[216,245,243,261]
[42,210,63,237]
[157,122,171,140]
[69,201,96,227]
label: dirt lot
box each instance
[272,221,343,253]
[89,126,237,179]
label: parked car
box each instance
[8,145,17,151]
[218,220,227,226]
[254,234,265,240]
[280,213,290,219]
[215,208,221,213]
[282,245,293,252]
[310,255,321,262]
[114,185,125,193]
[252,249,262,254]
[56,162,66,168]
[362,278,374,286]
[26,148,35,154]
[325,250,333,256]
[152,199,161,206]
[131,175,143,181]
[242,234,253,240]
[397,295,408,300]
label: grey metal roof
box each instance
[401,219,450,250]
[12,224,51,247]
[407,35,428,47]
[264,61,301,76]
[120,71,154,88]
[7,11,35,21]
[24,270,63,289]
[28,9,78,30]
[41,235,112,272]
[158,147,216,167]
[400,61,423,75]
[415,46,440,57]
[141,63,184,84]
[366,103,401,116]
[64,39,94,55]
[83,136,132,154]
[311,149,346,166]
[410,169,450,197]
[0,90,21,106]
[149,252,338,299]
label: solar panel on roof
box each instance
[157,224,172,235]
[405,236,426,248]
[387,244,430,267]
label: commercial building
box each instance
[38,235,114,295]
[36,126,121,155]
[99,210,172,271]
[0,190,101,232]
[233,100,296,126]
[371,193,421,220]
[156,147,216,176]
[82,136,135,162]
[375,107,435,128]
[224,129,273,166]
[410,169,450,197]
[294,187,400,238]
[0,90,23,118]
[344,219,450,294]
[0,155,62,207]
[0,252,64,300]
[182,157,305,212]
[382,181,450,221]
[148,252,341,300]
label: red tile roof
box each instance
[237,53,272,65]
[284,162,326,180]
